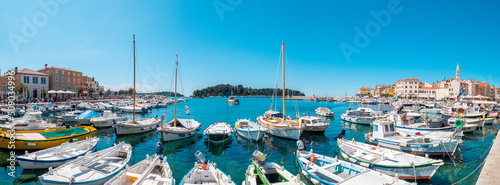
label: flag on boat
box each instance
[185,105,190,115]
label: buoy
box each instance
[370,147,376,150]
[310,155,317,163]
[201,164,207,170]
[455,119,463,128]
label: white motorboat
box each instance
[244,150,304,185]
[90,110,127,128]
[61,110,83,122]
[234,119,265,142]
[366,119,460,157]
[75,110,102,125]
[39,142,132,185]
[315,107,334,117]
[299,116,330,133]
[340,108,377,125]
[105,153,174,185]
[338,138,443,180]
[296,141,413,185]
[227,96,240,105]
[16,137,99,170]
[401,109,422,120]
[2,112,65,131]
[180,151,236,185]
[204,122,233,143]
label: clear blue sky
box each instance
[1,0,499,96]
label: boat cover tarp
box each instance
[76,110,101,119]
[41,128,88,138]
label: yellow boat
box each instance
[0,126,96,150]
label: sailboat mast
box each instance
[174,53,178,126]
[133,34,136,123]
[282,41,285,122]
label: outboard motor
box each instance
[155,141,163,156]
[252,150,267,164]
[335,129,347,140]
[296,140,304,150]
[195,151,207,164]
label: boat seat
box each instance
[124,172,141,178]
[320,162,341,169]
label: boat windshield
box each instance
[20,114,42,123]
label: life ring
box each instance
[455,119,463,128]
[310,155,317,163]
[370,147,376,150]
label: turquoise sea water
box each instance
[1,97,498,185]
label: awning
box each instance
[48,90,58,94]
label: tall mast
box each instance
[282,41,285,122]
[133,35,136,123]
[174,53,178,126]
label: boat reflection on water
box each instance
[14,169,46,184]
[204,137,233,157]
[300,132,329,147]
[340,120,371,133]
[114,129,158,148]
[234,133,265,153]
[162,134,202,156]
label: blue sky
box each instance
[1,0,499,96]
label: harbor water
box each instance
[1,97,498,185]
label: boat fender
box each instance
[369,137,377,142]
[432,143,440,148]
[301,170,308,177]
[359,162,372,168]
[310,177,320,185]
[370,147,376,150]
[398,143,409,147]
[368,132,373,136]
[310,155,317,163]
[348,157,357,164]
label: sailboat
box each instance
[158,54,201,142]
[257,41,304,140]
[114,35,161,136]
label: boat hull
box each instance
[0,128,96,150]
[340,114,375,125]
[304,124,329,132]
[114,122,159,136]
[159,130,198,142]
[76,118,92,125]
[235,129,264,141]
[340,153,438,180]
[91,117,127,128]
[366,136,458,157]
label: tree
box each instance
[128,88,134,96]
[99,91,103,96]
[41,88,48,99]
[106,89,112,96]
[77,87,84,97]
[15,83,28,98]
[89,87,95,94]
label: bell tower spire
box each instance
[456,62,460,81]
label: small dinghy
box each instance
[244,150,304,185]
[315,107,334,117]
[180,151,236,185]
[105,141,174,185]
[338,138,443,180]
[296,141,413,185]
[39,142,132,185]
[204,122,233,143]
[234,119,265,142]
[16,137,99,170]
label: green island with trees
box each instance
[192,84,305,98]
